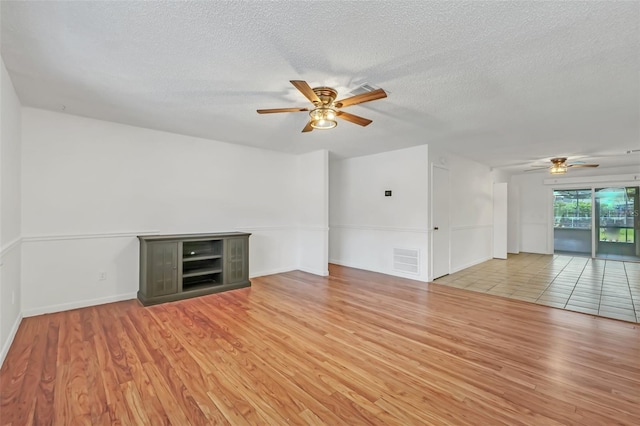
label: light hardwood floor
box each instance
[2,265,639,425]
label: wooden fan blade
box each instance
[524,167,549,172]
[290,80,321,104]
[257,107,309,114]
[334,88,387,108]
[301,121,314,132]
[336,111,373,127]
[568,164,599,168]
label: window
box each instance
[553,189,592,229]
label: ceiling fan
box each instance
[257,80,387,132]
[526,157,599,174]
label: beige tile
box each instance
[565,305,599,315]
[601,291,632,299]
[566,298,600,310]
[488,290,515,297]
[567,294,600,304]
[599,299,634,310]
[467,284,495,291]
[513,290,543,298]
[571,289,601,297]
[538,294,569,304]
[543,290,573,299]
[449,282,471,289]
[598,305,637,317]
[598,311,637,323]
[437,255,639,323]
[600,294,632,305]
[510,294,538,303]
[546,281,575,288]
[553,277,580,284]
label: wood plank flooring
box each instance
[2,264,639,425]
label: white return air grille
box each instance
[346,82,390,97]
[393,248,420,275]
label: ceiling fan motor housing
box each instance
[312,87,338,106]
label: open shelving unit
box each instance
[182,240,223,290]
[137,232,250,306]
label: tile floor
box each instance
[434,253,639,323]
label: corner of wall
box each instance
[0,311,23,367]
[295,150,330,276]
[1,57,24,367]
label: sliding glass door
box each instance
[553,186,639,261]
[553,189,592,255]
[595,186,639,260]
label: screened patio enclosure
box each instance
[554,186,639,261]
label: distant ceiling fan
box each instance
[257,80,387,132]
[526,157,599,174]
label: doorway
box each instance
[431,165,450,279]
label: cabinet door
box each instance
[225,237,248,284]
[147,242,179,296]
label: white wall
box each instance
[297,150,329,276]
[511,173,554,254]
[329,146,430,281]
[507,182,520,254]
[491,169,519,254]
[493,182,508,259]
[0,58,23,364]
[434,151,494,273]
[20,108,313,316]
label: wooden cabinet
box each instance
[138,232,250,306]
[146,241,179,296]
[226,237,248,285]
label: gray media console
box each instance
[137,232,250,306]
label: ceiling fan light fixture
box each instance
[549,163,567,174]
[258,80,386,132]
[309,107,337,130]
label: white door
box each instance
[493,182,508,259]
[431,165,450,279]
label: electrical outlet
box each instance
[99,272,107,281]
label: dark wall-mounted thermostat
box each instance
[385,190,392,197]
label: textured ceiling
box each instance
[2,1,639,172]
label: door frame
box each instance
[430,163,451,281]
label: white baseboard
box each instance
[329,259,427,282]
[22,292,138,318]
[252,266,329,278]
[450,256,492,274]
[0,312,23,368]
[298,266,329,277]
[328,258,368,271]
[250,266,298,278]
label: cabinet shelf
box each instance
[138,232,250,306]
[182,268,223,278]
[182,281,224,292]
[182,254,222,262]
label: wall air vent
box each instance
[393,248,420,275]
[347,82,387,97]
